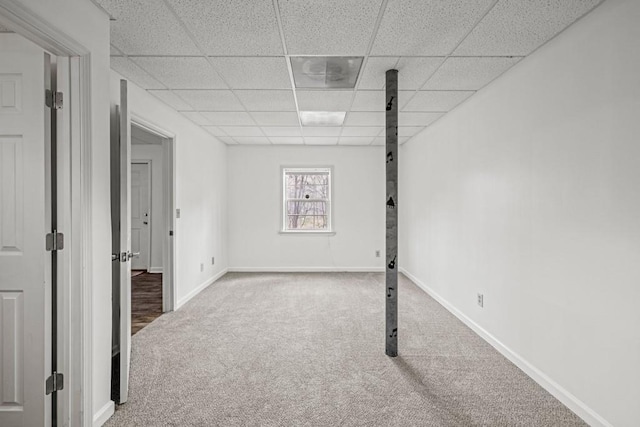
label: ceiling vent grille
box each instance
[291,56,363,89]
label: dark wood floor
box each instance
[131,271,163,335]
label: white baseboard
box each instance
[92,400,115,427]
[399,267,612,427]
[148,267,163,273]
[228,267,384,273]
[176,268,228,309]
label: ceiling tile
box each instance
[202,126,227,137]
[235,90,296,111]
[110,45,122,56]
[234,137,272,145]
[454,0,603,56]
[173,90,244,111]
[148,90,193,111]
[110,57,164,89]
[371,0,495,55]
[269,136,304,145]
[339,137,375,145]
[166,0,283,55]
[359,57,445,90]
[341,127,383,137]
[97,0,200,55]
[181,112,213,125]
[261,127,302,137]
[304,137,339,145]
[251,112,300,126]
[132,57,227,89]
[296,90,354,111]
[399,112,444,127]
[210,57,291,89]
[200,112,255,126]
[301,127,342,137]
[219,126,265,137]
[402,91,474,112]
[217,136,237,144]
[351,90,412,111]
[344,112,385,126]
[399,126,425,137]
[423,57,522,90]
[279,0,384,55]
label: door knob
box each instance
[143,221,148,225]
[127,252,140,260]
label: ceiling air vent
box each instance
[291,56,363,89]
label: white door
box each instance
[0,34,49,427]
[110,79,132,403]
[131,162,150,270]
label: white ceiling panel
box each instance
[399,126,425,137]
[279,0,384,55]
[339,137,375,145]
[173,90,244,111]
[359,57,446,90]
[261,127,302,137]
[344,112,385,127]
[202,126,227,137]
[402,91,474,112]
[132,57,227,89]
[148,90,193,111]
[217,136,237,144]
[371,0,495,56]
[181,112,213,126]
[341,127,383,137]
[97,0,200,55]
[301,127,342,137]
[234,137,272,145]
[454,0,603,56]
[423,57,522,90]
[210,57,291,89]
[219,127,265,137]
[351,90,412,112]
[111,57,164,89]
[399,112,444,127]
[200,112,255,126]
[166,0,283,55]
[304,137,339,145]
[269,137,305,145]
[296,91,354,111]
[251,112,300,126]
[235,90,296,111]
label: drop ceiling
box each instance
[98,0,603,146]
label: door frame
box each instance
[0,3,93,426]
[130,113,176,312]
[130,159,152,272]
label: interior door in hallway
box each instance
[0,33,49,427]
[131,162,150,271]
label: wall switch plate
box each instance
[211,257,215,265]
[200,263,204,272]
[176,208,181,219]
[477,293,484,308]
[375,250,381,258]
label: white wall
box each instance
[131,139,164,272]
[400,0,640,425]
[110,71,228,309]
[228,145,385,271]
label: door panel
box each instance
[0,34,48,427]
[131,163,150,270]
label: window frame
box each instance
[280,166,334,234]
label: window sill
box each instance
[279,230,336,236]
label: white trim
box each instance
[175,269,228,310]
[399,267,613,427]
[228,267,384,273]
[148,267,163,273]
[92,401,114,427]
[278,230,336,236]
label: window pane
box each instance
[286,201,326,216]
[287,215,328,230]
[286,173,329,200]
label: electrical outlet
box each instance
[477,293,484,308]
[200,263,204,272]
[176,208,181,219]
[375,250,381,258]
[211,257,215,265]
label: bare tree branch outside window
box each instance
[283,168,331,231]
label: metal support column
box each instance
[385,69,398,357]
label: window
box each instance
[282,167,332,232]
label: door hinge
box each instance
[45,372,64,395]
[45,89,63,109]
[45,231,64,251]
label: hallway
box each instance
[106,273,583,426]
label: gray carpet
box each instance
[106,273,585,426]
